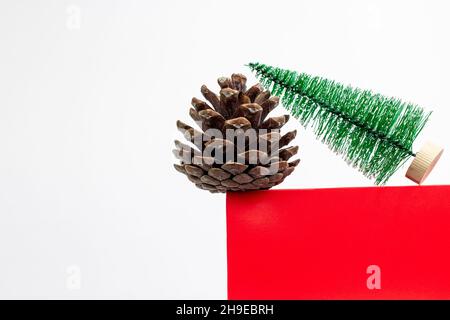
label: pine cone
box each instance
[173,73,300,193]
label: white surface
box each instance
[0,0,449,299]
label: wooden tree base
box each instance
[406,142,443,184]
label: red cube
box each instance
[227,186,450,299]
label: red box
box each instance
[226,186,450,299]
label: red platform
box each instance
[226,186,450,299]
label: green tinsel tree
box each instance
[248,62,431,184]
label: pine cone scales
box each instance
[173,73,300,193]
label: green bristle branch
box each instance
[248,62,431,184]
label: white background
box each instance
[0,0,449,299]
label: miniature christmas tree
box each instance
[248,62,442,184]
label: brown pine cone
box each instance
[173,73,299,193]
